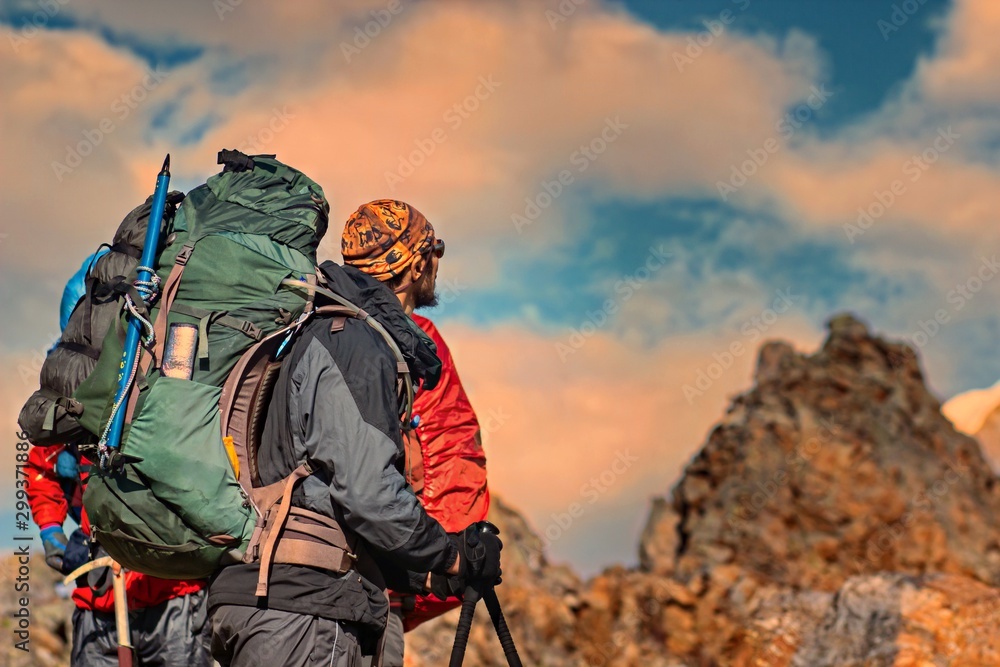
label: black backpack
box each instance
[18,192,185,445]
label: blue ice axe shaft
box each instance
[103,154,171,452]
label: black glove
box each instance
[62,529,91,576]
[429,572,465,601]
[451,521,503,587]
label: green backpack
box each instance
[74,150,330,578]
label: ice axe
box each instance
[449,524,523,667]
[98,154,171,471]
[64,556,134,667]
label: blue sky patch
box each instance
[621,0,950,131]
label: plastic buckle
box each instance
[175,244,195,266]
[241,321,260,338]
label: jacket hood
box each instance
[317,260,442,390]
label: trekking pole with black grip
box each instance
[449,582,482,667]
[449,522,523,666]
[483,586,523,667]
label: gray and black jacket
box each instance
[209,262,455,637]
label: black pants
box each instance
[380,609,405,667]
[71,590,210,666]
[210,605,363,667]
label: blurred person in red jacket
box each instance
[342,200,490,665]
[27,444,211,665]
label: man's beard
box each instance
[414,269,438,309]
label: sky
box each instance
[4,0,1000,576]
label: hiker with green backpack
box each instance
[205,224,503,664]
[20,149,502,666]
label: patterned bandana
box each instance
[341,199,435,281]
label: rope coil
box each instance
[125,267,160,346]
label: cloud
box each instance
[0,27,157,271]
[720,0,1000,249]
[913,0,1000,109]
[1,1,827,353]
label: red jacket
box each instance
[25,445,205,612]
[397,315,490,631]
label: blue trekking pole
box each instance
[98,154,171,471]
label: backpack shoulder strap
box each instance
[219,286,405,597]
[219,319,302,497]
[280,278,415,426]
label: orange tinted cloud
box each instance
[916,0,1000,107]
[2,3,825,298]
[943,380,1000,435]
[728,0,1000,243]
[168,3,822,269]
[439,316,822,543]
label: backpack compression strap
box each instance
[148,243,194,371]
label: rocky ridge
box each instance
[7,314,1000,665]
[408,315,1000,665]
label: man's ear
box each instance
[409,254,427,283]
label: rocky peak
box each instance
[401,314,1000,666]
[652,313,1000,592]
